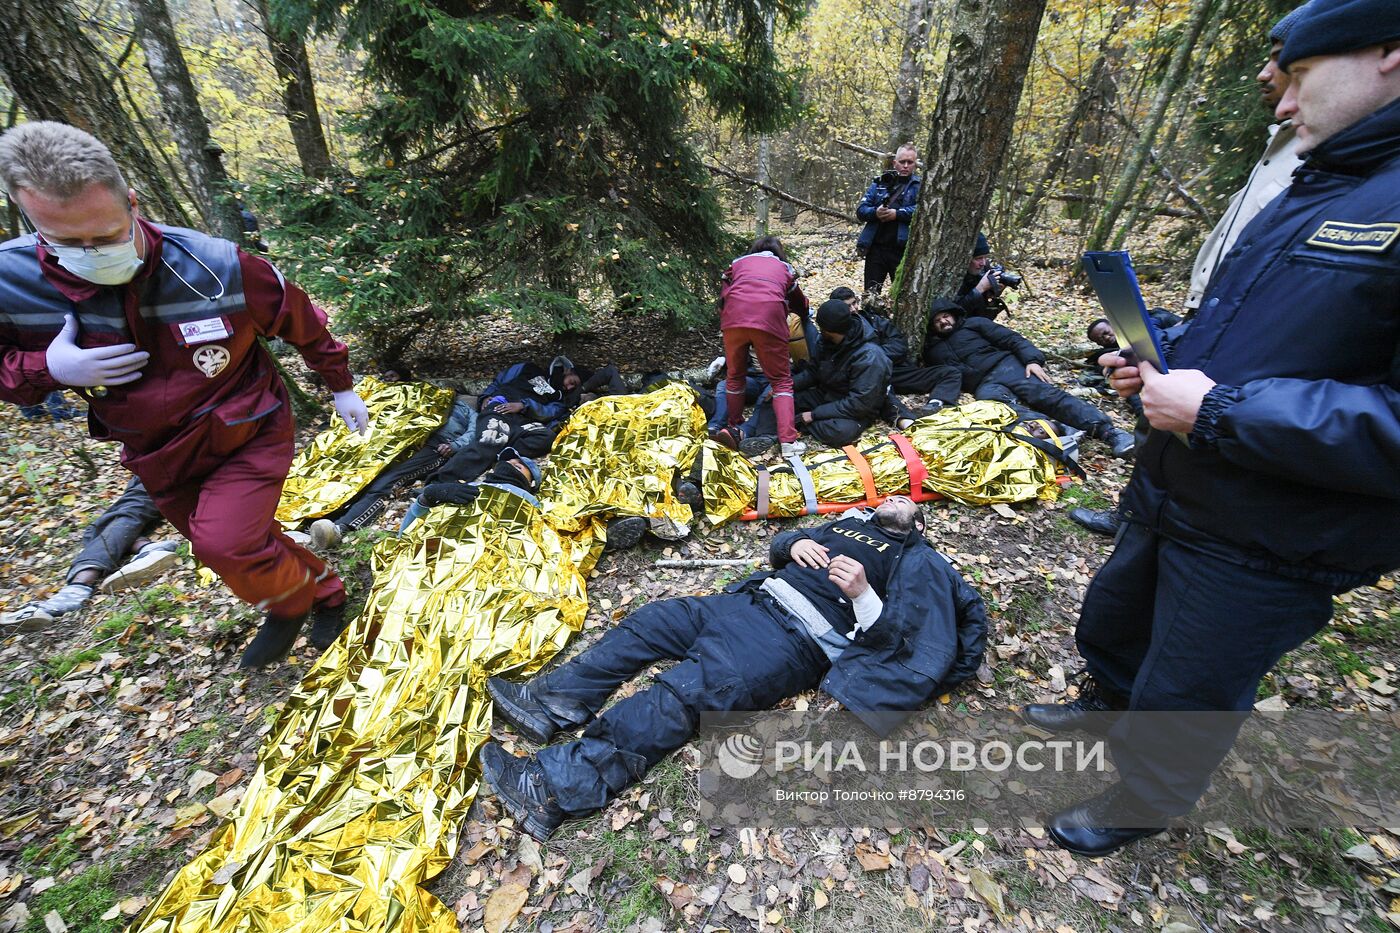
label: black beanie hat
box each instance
[815,299,853,334]
[1280,0,1400,70]
[973,231,991,257]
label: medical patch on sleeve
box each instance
[1305,221,1400,253]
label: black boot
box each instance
[487,675,564,745]
[1021,674,1126,735]
[604,516,648,552]
[1047,783,1167,857]
[308,602,350,651]
[1104,428,1136,460]
[479,741,566,843]
[1068,507,1120,537]
[239,613,306,668]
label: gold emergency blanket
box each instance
[699,400,1061,516]
[134,486,602,933]
[541,381,707,540]
[275,377,456,527]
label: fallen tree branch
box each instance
[655,558,757,568]
[704,163,857,223]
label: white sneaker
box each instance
[101,545,180,593]
[780,441,807,459]
[310,519,343,550]
[0,604,55,632]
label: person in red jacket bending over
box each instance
[0,121,370,669]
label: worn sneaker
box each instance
[0,604,55,632]
[739,434,778,457]
[100,542,180,593]
[487,676,562,745]
[310,519,343,550]
[604,516,647,552]
[307,602,349,651]
[478,741,566,843]
[779,441,807,459]
[709,426,743,451]
[239,613,306,669]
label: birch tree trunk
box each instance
[128,0,244,240]
[0,0,192,225]
[1085,0,1219,251]
[254,0,333,178]
[888,0,934,152]
[893,0,1049,358]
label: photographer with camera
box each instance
[957,233,1021,321]
[854,145,921,294]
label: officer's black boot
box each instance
[1068,507,1120,537]
[479,741,566,843]
[239,612,307,668]
[1021,674,1126,735]
[1047,782,1167,857]
[487,676,566,745]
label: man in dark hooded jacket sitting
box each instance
[718,299,893,456]
[478,496,987,841]
[923,301,1135,458]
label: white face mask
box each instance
[43,220,145,285]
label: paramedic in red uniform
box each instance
[0,121,370,669]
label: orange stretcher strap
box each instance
[842,445,879,506]
[888,432,936,502]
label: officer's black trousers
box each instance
[532,593,828,814]
[1076,523,1336,815]
[973,358,1115,436]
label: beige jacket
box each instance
[1185,122,1303,309]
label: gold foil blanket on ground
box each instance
[697,400,1062,517]
[540,381,708,540]
[133,487,601,933]
[276,376,456,527]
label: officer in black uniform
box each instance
[1026,0,1400,857]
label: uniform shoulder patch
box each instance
[1305,221,1400,253]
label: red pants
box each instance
[144,421,345,620]
[722,326,796,443]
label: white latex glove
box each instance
[45,315,149,387]
[333,389,371,435]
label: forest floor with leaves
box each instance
[1,221,1398,933]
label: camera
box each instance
[987,262,1023,289]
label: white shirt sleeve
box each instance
[848,587,884,638]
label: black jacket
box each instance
[793,314,892,422]
[735,513,987,735]
[1123,95,1400,585]
[922,314,1045,389]
[860,312,910,366]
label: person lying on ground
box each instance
[922,301,1135,459]
[1,476,179,631]
[714,299,892,457]
[478,495,987,841]
[308,390,481,549]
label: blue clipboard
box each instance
[1080,251,1169,373]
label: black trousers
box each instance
[890,362,962,403]
[973,358,1114,436]
[863,242,905,292]
[1077,523,1337,815]
[69,477,163,581]
[328,445,447,531]
[532,593,828,814]
[751,388,872,447]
